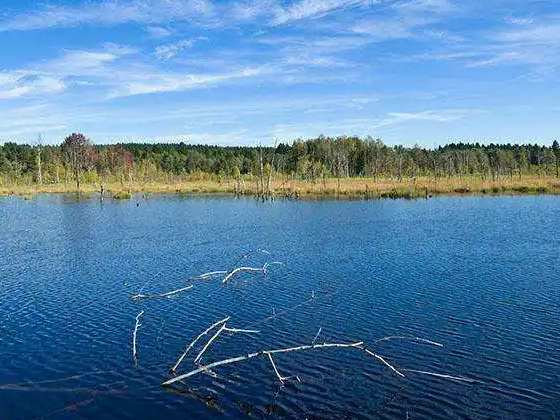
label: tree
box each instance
[35,134,43,184]
[61,133,92,190]
[553,140,560,178]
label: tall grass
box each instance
[1,175,559,199]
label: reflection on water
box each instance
[0,194,559,419]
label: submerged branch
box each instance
[222,266,266,284]
[361,348,405,378]
[312,327,322,345]
[194,323,227,365]
[131,285,194,301]
[267,353,301,384]
[133,310,144,365]
[190,271,228,281]
[402,369,475,383]
[221,262,283,284]
[170,316,230,374]
[373,336,444,347]
[162,341,364,386]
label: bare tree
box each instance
[34,134,43,185]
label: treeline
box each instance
[1,135,559,186]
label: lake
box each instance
[0,194,559,419]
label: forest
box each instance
[1,134,560,198]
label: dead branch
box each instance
[373,336,443,347]
[402,369,475,383]
[267,353,301,384]
[361,348,405,378]
[190,271,228,281]
[312,327,322,345]
[194,324,227,365]
[133,310,144,365]
[221,262,283,284]
[162,341,364,386]
[130,285,194,301]
[194,323,261,365]
[170,316,230,374]
[221,266,266,284]
[223,327,260,334]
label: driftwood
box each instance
[190,271,228,281]
[402,369,475,383]
[131,285,194,301]
[360,348,405,378]
[192,322,260,365]
[222,262,283,284]
[126,251,474,411]
[373,336,443,347]
[267,353,301,384]
[162,341,364,386]
[170,318,260,373]
[163,338,475,388]
[194,324,228,365]
[170,317,230,374]
[132,311,144,365]
[312,327,322,345]
[222,266,266,284]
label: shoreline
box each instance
[2,176,560,200]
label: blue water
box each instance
[0,194,559,419]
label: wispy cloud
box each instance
[0,0,214,32]
[272,0,366,25]
[146,25,173,38]
[0,73,65,100]
[154,37,207,60]
[111,67,264,97]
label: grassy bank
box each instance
[1,175,560,200]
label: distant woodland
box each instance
[1,135,559,189]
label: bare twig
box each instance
[221,261,283,284]
[223,327,260,334]
[190,271,228,281]
[402,369,475,383]
[312,327,322,345]
[131,285,194,301]
[222,266,266,284]
[133,311,144,365]
[267,353,301,384]
[194,324,227,365]
[170,317,230,374]
[373,336,443,347]
[162,341,364,386]
[361,348,405,378]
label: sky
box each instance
[0,0,559,147]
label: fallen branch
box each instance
[194,324,227,365]
[131,285,194,301]
[170,316,230,374]
[194,324,261,365]
[221,266,266,284]
[312,327,322,345]
[267,353,301,384]
[190,271,228,281]
[221,262,283,284]
[162,341,364,386]
[223,327,260,334]
[361,348,405,378]
[133,311,144,365]
[402,369,475,383]
[373,336,443,347]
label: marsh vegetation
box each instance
[1,136,559,199]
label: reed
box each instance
[2,175,559,199]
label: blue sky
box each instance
[0,0,559,146]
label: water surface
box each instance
[1,194,559,419]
